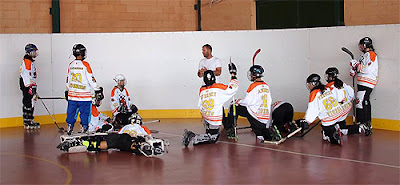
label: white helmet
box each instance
[113,74,126,86]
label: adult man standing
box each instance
[197,44,222,83]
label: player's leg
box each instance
[225,105,248,139]
[321,124,342,146]
[20,81,36,129]
[183,122,221,146]
[78,101,92,133]
[356,85,373,136]
[337,120,362,135]
[66,101,79,135]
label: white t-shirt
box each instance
[198,57,222,83]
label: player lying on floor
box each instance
[182,63,239,147]
[57,113,168,157]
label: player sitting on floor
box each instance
[111,74,138,130]
[57,113,168,157]
[182,63,238,147]
[88,96,113,133]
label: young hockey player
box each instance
[325,67,365,136]
[224,65,283,142]
[183,63,238,147]
[88,96,113,133]
[20,43,40,129]
[57,114,168,157]
[65,44,104,135]
[110,74,138,129]
[298,74,343,145]
[350,37,378,135]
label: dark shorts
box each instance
[105,134,133,151]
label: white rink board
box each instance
[0,24,398,120]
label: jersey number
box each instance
[71,73,82,83]
[202,99,215,111]
[323,97,338,110]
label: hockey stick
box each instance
[229,57,238,141]
[341,47,357,124]
[263,127,302,145]
[294,120,321,138]
[252,49,261,66]
[37,94,65,133]
[143,120,161,133]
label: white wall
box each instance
[1,24,399,121]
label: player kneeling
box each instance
[297,74,344,145]
[183,63,238,147]
[57,114,168,157]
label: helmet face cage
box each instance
[92,98,102,107]
[114,74,127,86]
[248,65,264,81]
[25,44,39,58]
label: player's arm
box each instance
[110,88,119,115]
[213,67,222,76]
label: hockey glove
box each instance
[95,87,104,101]
[228,62,237,75]
[296,119,309,130]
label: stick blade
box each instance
[341,47,354,59]
[252,49,261,65]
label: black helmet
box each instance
[73,44,87,59]
[247,65,264,81]
[359,37,373,51]
[306,73,321,90]
[25,43,38,58]
[203,70,216,86]
[325,67,339,82]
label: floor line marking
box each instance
[0,152,72,185]
[157,132,400,169]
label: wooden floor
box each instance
[0,118,399,184]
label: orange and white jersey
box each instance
[88,105,110,133]
[19,58,37,87]
[304,89,344,126]
[66,60,99,101]
[326,82,354,122]
[198,79,239,126]
[239,82,272,124]
[111,87,132,116]
[118,124,151,137]
[356,51,378,88]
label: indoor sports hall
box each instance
[0,0,399,184]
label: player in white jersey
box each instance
[19,44,40,129]
[224,65,282,141]
[57,114,168,157]
[110,74,138,129]
[88,97,113,133]
[65,44,104,135]
[183,63,238,147]
[325,67,365,136]
[350,37,378,135]
[197,44,222,83]
[298,74,343,145]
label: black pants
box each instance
[337,120,359,135]
[224,104,273,140]
[271,103,294,132]
[105,133,142,154]
[356,85,373,123]
[19,78,35,123]
[321,124,341,145]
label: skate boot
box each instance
[270,125,282,141]
[182,129,195,147]
[57,138,87,153]
[31,120,40,129]
[81,126,89,134]
[24,120,35,129]
[332,125,343,146]
[360,122,372,136]
[67,125,74,135]
[226,128,238,140]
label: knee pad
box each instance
[356,91,366,109]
